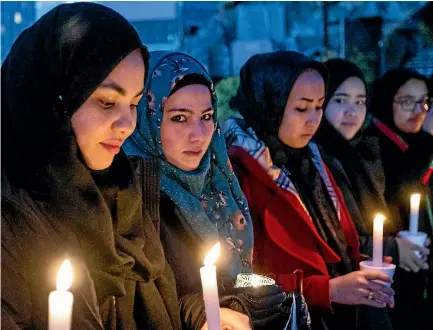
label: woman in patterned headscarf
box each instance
[124,51,292,330]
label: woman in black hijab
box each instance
[363,68,433,330]
[315,59,428,273]
[1,3,198,329]
[223,51,395,330]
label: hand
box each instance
[201,308,251,330]
[221,284,287,329]
[396,237,430,272]
[422,107,433,135]
[329,271,395,308]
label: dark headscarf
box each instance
[316,60,391,235]
[0,1,166,308]
[369,67,429,139]
[323,58,367,112]
[230,51,328,167]
[1,2,148,195]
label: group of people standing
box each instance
[2,3,432,330]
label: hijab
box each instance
[369,67,429,143]
[227,51,355,274]
[0,2,168,306]
[316,59,391,234]
[123,51,253,282]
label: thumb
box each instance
[383,256,393,264]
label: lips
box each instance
[100,141,122,154]
[183,150,202,157]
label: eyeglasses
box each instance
[393,97,431,113]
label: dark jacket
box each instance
[315,120,399,263]
[1,157,182,330]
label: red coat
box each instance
[228,146,361,311]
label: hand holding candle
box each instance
[409,193,421,235]
[200,242,221,330]
[49,259,74,330]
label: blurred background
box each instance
[2,1,432,113]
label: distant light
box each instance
[14,12,22,24]
[1,24,5,35]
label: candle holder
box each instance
[398,231,428,258]
[359,261,396,287]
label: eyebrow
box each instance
[167,107,214,114]
[397,94,428,99]
[299,96,325,102]
[334,92,366,98]
[99,81,144,97]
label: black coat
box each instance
[315,120,400,263]
[1,157,182,330]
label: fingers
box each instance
[383,256,393,264]
[363,270,392,283]
[413,255,429,270]
[366,281,394,296]
[360,296,387,308]
[425,238,431,247]
[410,244,430,256]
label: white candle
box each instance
[409,193,421,235]
[373,214,385,267]
[200,242,221,330]
[49,259,74,330]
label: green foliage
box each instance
[215,76,242,122]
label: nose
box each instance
[189,120,206,143]
[307,108,322,127]
[112,105,136,136]
[345,103,357,116]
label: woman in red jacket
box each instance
[222,51,394,329]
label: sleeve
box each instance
[1,210,32,329]
[179,294,206,330]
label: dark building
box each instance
[1,1,36,63]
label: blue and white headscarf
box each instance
[123,51,253,282]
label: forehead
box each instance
[396,79,428,98]
[166,84,212,107]
[290,70,325,96]
[336,77,366,93]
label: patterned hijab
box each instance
[124,51,253,282]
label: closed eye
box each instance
[295,108,307,113]
[100,100,115,109]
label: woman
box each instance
[364,68,433,330]
[315,58,428,273]
[1,4,201,329]
[124,51,297,330]
[223,51,395,329]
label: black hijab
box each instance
[369,67,429,143]
[0,1,166,306]
[232,51,355,274]
[316,59,392,235]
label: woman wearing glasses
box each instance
[364,67,433,330]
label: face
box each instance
[325,77,367,140]
[278,70,325,148]
[71,49,145,170]
[393,78,429,133]
[160,84,215,171]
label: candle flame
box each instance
[410,194,421,208]
[373,213,386,224]
[204,242,220,266]
[56,259,73,291]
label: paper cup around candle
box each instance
[398,231,428,258]
[359,261,396,288]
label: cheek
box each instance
[325,106,343,126]
[161,122,183,155]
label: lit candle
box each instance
[49,259,74,330]
[373,214,385,267]
[200,242,221,330]
[409,193,421,235]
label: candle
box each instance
[409,193,421,235]
[373,214,385,267]
[200,242,221,330]
[49,259,74,330]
